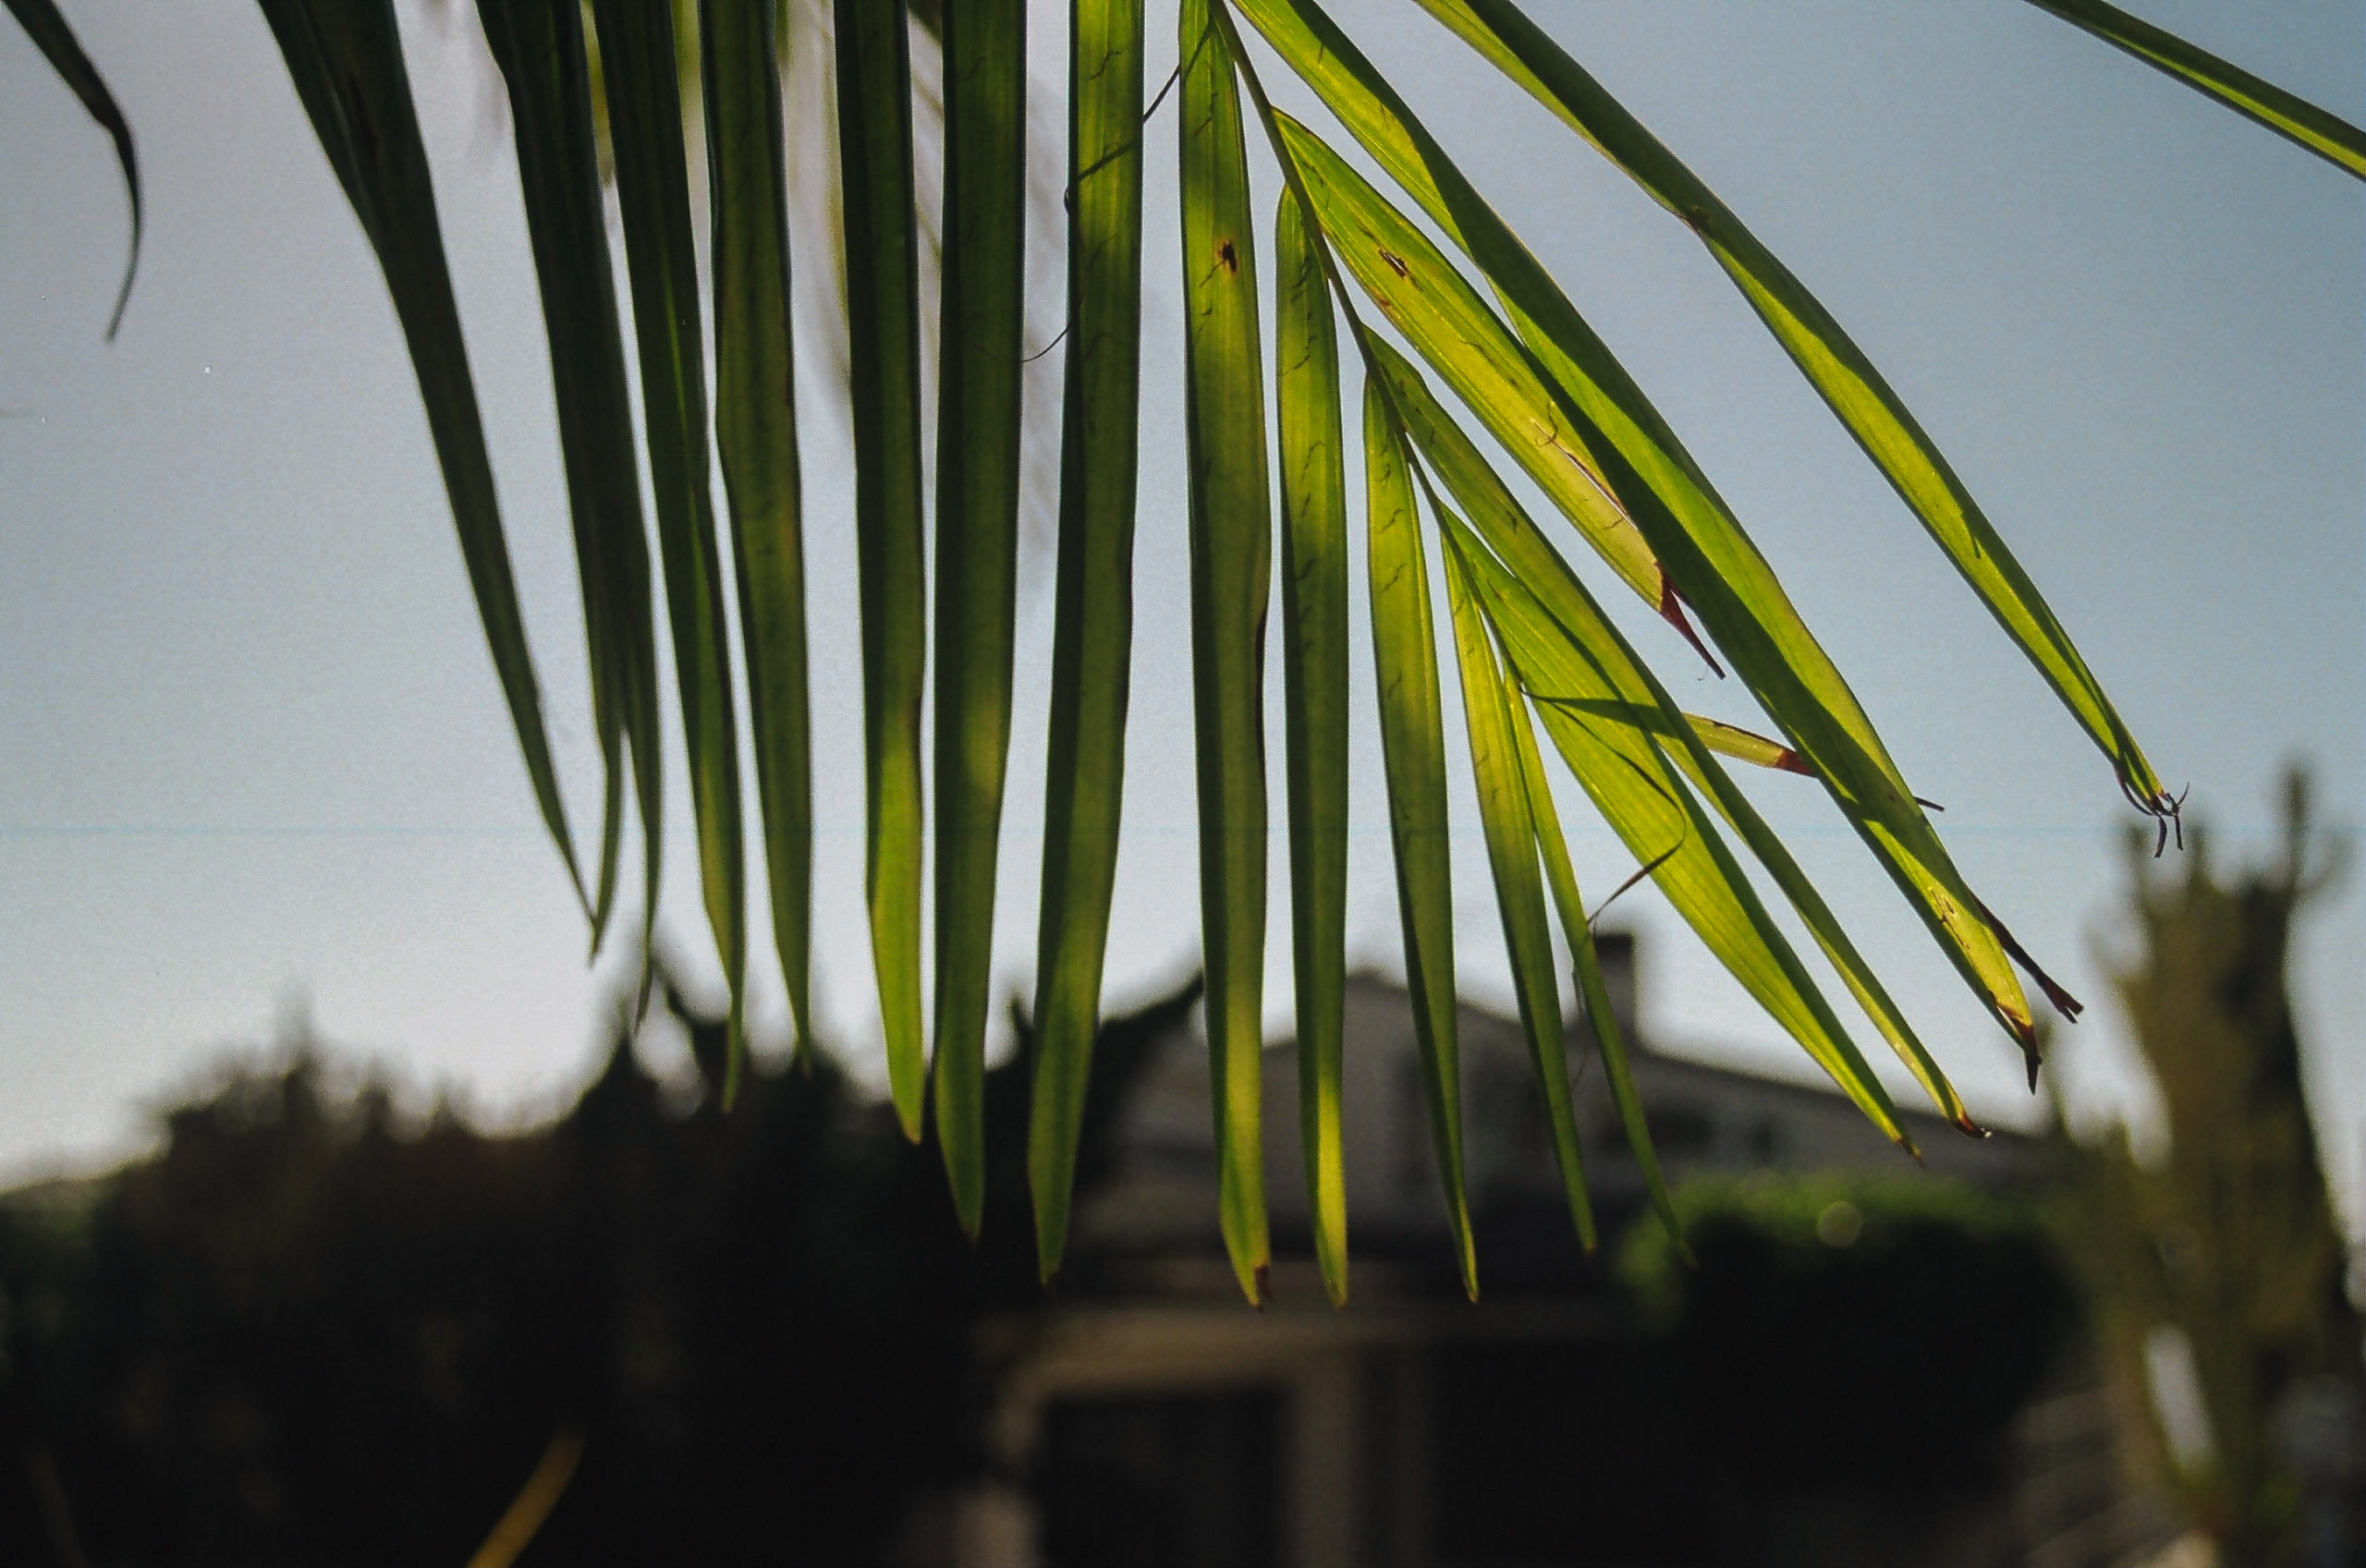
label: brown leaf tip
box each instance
[1656,568,1726,678]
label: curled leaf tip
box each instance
[1252,1263,1272,1311]
[1915,795,1945,812]
[1954,1111,1990,1139]
[1655,568,1724,677]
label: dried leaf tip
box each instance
[1655,568,1724,677]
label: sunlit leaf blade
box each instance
[1500,657,1684,1249]
[1280,120,2045,1073]
[254,1,588,919]
[1498,597,1920,1151]
[702,0,812,1058]
[1438,525,1594,1253]
[930,0,1026,1239]
[1028,0,1146,1284]
[1457,524,1913,1156]
[1238,126,1666,622]
[1398,0,2180,820]
[478,0,665,966]
[2023,0,2366,179]
[6,0,140,338]
[1274,190,1351,1307]
[586,0,748,1091]
[1383,345,1970,1132]
[1179,0,1273,1307]
[833,0,932,1149]
[1364,383,1478,1300]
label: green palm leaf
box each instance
[1439,521,1594,1253]
[703,0,814,1060]
[1500,651,1685,1251]
[1448,511,1915,1156]
[1381,344,1972,1132]
[1179,0,1274,1307]
[6,0,139,338]
[477,0,664,969]
[30,0,2351,1299]
[587,0,749,1092]
[2022,0,2366,179]
[1363,383,1478,1302]
[1277,117,2050,1077]
[1028,0,1148,1284]
[1396,0,2181,824]
[1274,189,1351,1307]
[833,0,933,1149]
[254,0,590,923]
[931,0,1029,1237]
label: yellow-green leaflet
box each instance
[1438,523,1594,1253]
[834,0,931,1145]
[1283,123,2042,1069]
[1499,651,1685,1251]
[1274,189,1351,1307]
[1179,0,1272,1307]
[480,0,665,970]
[254,0,589,924]
[1029,0,1147,1283]
[2023,0,2366,180]
[1442,507,1914,1155]
[702,0,813,1061]
[1364,383,1479,1300]
[1382,345,1969,1131]
[1388,0,2177,823]
[6,0,139,337]
[930,0,1027,1235]
[588,0,748,1088]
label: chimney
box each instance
[1586,930,1639,1043]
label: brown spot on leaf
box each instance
[1379,248,1409,279]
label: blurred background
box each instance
[1,776,2357,1565]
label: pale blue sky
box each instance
[3,2,2360,1221]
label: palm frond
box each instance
[18,0,2353,1286]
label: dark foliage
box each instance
[0,973,1201,1568]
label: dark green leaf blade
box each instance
[1438,522,1593,1253]
[587,0,748,1091]
[933,0,1028,1237]
[6,0,140,337]
[1274,188,1351,1307]
[2023,0,2366,179]
[1028,0,1148,1284]
[1364,383,1478,1300]
[833,0,932,1149]
[254,1,589,918]
[1179,0,1274,1307]
[702,0,813,1057]
[478,0,664,966]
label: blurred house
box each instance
[941,935,2112,1568]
